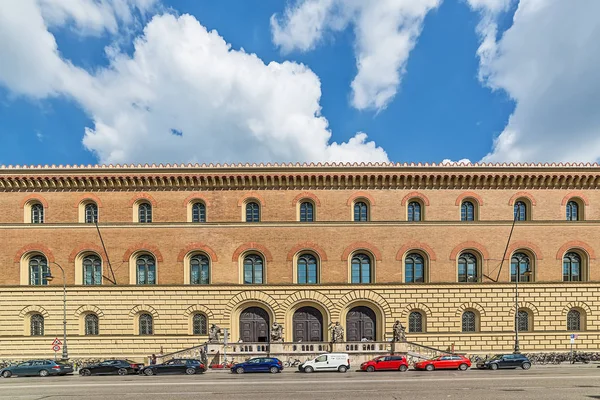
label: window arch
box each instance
[461,201,475,221]
[299,201,314,222]
[85,313,99,335]
[566,201,580,221]
[190,254,210,285]
[192,202,206,223]
[30,314,44,336]
[511,252,532,282]
[139,313,153,335]
[514,200,528,221]
[246,202,260,222]
[353,201,369,222]
[563,252,582,282]
[351,253,372,283]
[567,309,582,331]
[136,254,156,285]
[83,254,102,285]
[458,252,478,283]
[243,254,264,284]
[138,202,152,223]
[192,313,208,335]
[29,255,49,286]
[31,203,44,224]
[517,309,531,332]
[84,203,98,223]
[407,201,422,222]
[297,253,318,284]
[461,311,477,332]
[405,253,425,283]
[408,311,424,333]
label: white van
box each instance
[299,353,350,373]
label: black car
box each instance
[477,354,531,370]
[1,360,73,378]
[140,359,206,376]
[79,360,144,376]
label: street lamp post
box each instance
[513,202,522,354]
[46,262,68,360]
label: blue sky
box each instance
[0,0,598,166]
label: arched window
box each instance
[563,252,581,282]
[461,311,476,332]
[299,202,314,222]
[190,254,210,285]
[243,254,264,284]
[514,201,527,221]
[566,201,579,221]
[139,313,153,335]
[246,202,260,222]
[567,309,581,331]
[297,253,318,284]
[353,201,368,222]
[29,255,49,286]
[138,202,152,223]
[193,313,208,335]
[31,203,44,224]
[30,314,44,336]
[405,253,425,283]
[85,203,98,223]
[458,253,478,282]
[407,201,421,222]
[136,254,156,285]
[192,202,206,223]
[511,252,532,282]
[83,254,102,285]
[408,311,423,333]
[461,201,475,221]
[85,314,99,335]
[517,310,530,332]
[351,253,372,283]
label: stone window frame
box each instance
[185,252,211,285]
[298,200,316,222]
[295,251,320,284]
[517,308,533,332]
[137,313,154,335]
[348,251,375,284]
[352,199,370,222]
[189,201,207,223]
[566,308,585,331]
[404,251,428,283]
[408,310,425,333]
[241,252,266,284]
[84,313,100,336]
[457,251,481,283]
[191,313,208,335]
[461,309,479,333]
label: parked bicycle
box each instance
[283,358,301,368]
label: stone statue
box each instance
[270,322,283,342]
[208,324,221,343]
[392,320,406,342]
[330,321,344,343]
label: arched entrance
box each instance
[346,306,376,341]
[240,307,269,342]
[293,306,323,342]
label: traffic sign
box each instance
[52,338,62,346]
[52,344,61,352]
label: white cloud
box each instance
[271,0,441,111]
[0,1,388,164]
[468,0,600,162]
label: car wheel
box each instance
[399,365,408,372]
[1,371,12,378]
[304,366,314,373]
[269,366,279,374]
[458,363,468,371]
[338,365,348,373]
[490,363,498,370]
[144,368,155,376]
[522,362,531,370]
[79,369,91,377]
[235,367,244,374]
[39,370,49,377]
[117,368,128,376]
[425,364,434,372]
[185,368,196,375]
[366,366,375,372]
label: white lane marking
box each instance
[0,374,595,390]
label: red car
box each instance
[414,355,471,371]
[360,355,409,372]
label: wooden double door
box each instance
[293,306,323,342]
[346,306,376,342]
[240,307,269,342]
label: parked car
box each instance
[414,355,471,371]
[361,355,409,372]
[140,359,206,375]
[230,357,283,374]
[477,354,531,370]
[1,360,74,378]
[298,353,350,373]
[79,359,144,376]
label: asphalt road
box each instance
[0,366,599,400]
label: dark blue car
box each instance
[230,357,283,374]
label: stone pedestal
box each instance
[391,341,409,354]
[269,343,284,355]
[206,343,223,355]
[332,343,347,353]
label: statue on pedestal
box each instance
[270,322,283,342]
[330,322,344,343]
[392,320,406,342]
[208,324,221,343]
